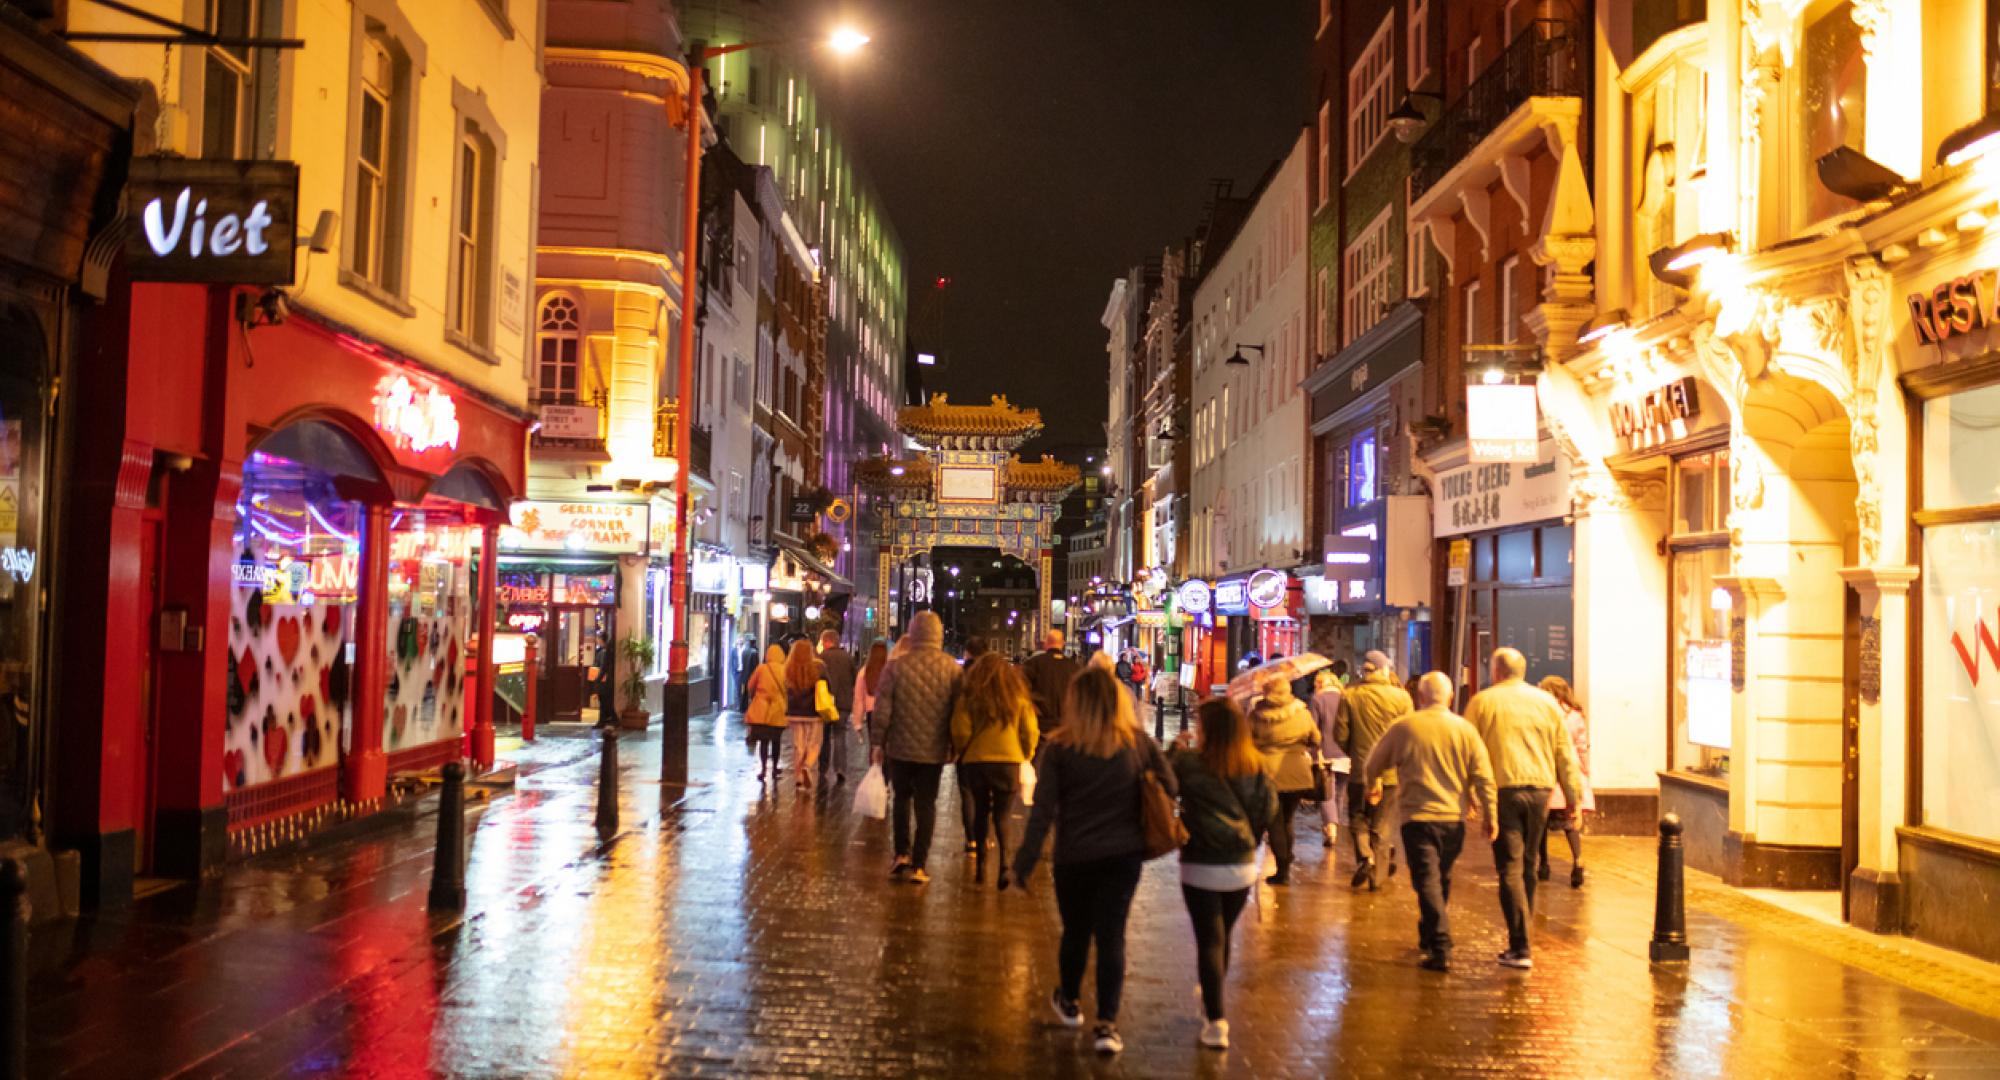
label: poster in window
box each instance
[1684,639,1733,749]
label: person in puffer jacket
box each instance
[870,610,962,884]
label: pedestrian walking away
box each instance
[818,631,857,785]
[1463,648,1584,969]
[743,645,790,781]
[1020,630,1081,741]
[1013,666,1176,1056]
[851,639,889,750]
[1307,668,1348,849]
[1337,650,1413,890]
[1362,671,1498,973]
[782,640,835,792]
[1249,673,1319,886]
[1170,697,1278,1050]
[1537,675,1594,889]
[952,653,1040,887]
[870,611,963,884]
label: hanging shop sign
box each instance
[125,157,299,285]
[537,404,600,440]
[1213,579,1250,616]
[1908,266,2000,346]
[691,557,733,594]
[1609,376,1700,451]
[1433,443,1572,538]
[1466,383,1539,464]
[502,500,648,554]
[373,374,461,452]
[1320,535,1374,583]
[739,562,769,592]
[1176,579,1212,615]
[1247,569,1288,610]
[1135,611,1168,629]
[788,496,819,524]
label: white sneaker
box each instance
[1199,1019,1229,1049]
[1093,1024,1123,1054]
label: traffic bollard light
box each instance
[595,727,620,839]
[1649,813,1691,963]
[427,762,468,913]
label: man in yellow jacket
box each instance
[1462,647,1584,971]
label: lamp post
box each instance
[665,28,869,783]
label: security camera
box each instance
[303,210,338,254]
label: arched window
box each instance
[536,294,581,404]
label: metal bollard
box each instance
[2,857,25,1080]
[1649,813,1690,962]
[595,727,620,838]
[427,762,468,912]
[521,636,538,743]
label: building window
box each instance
[1408,0,1431,88]
[449,128,497,349]
[1317,267,1332,354]
[1407,207,1431,298]
[1342,205,1395,346]
[1799,0,1867,224]
[1317,101,1333,208]
[352,39,394,286]
[1346,429,1378,509]
[1468,36,1484,82]
[535,295,582,405]
[1463,279,1482,346]
[1499,255,1521,344]
[344,8,423,301]
[1669,449,1732,778]
[1347,13,1395,177]
[201,0,256,159]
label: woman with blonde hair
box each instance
[1537,675,1594,887]
[951,653,1040,886]
[743,644,789,782]
[1250,672,1320,886]
[851,640,889,739]
[1013,667,1175,1056]
[783,639,831,791]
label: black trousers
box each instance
[1401,820,1466,956]
[1181,884,1250,1022]
[1348,782,1397,884]
[1053,854,1145,1023]
[887,759,944,869]
[960,762,1019,867]
[1492,786,1552,953]
[1269,791,1308,873]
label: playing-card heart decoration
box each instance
[322,603,341,639]
[262,711,288,774]
[276,615,301,666]
[223,749,246,789]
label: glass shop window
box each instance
[384,502,478,752]
[0,357,46,839]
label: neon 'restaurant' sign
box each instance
[373,374,461,452]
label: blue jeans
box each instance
[1401,820,1467,956]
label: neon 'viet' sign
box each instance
[373,374,461,452]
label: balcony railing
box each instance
[652,403,713,480]
[1410,21,1584,202]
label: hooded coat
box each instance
[870,612,962,764]
[1251,685,1321,794]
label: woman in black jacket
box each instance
[1013,666,1175,1057]
[1171,698,1278,1051]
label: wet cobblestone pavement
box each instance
[27,714,2000,1078]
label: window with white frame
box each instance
[1463,279,1482,346]
[1407,0,1431,89]
[1317,267,1332,354]
[449,117,499,351]
[1317,101,1332,208]
[1347,13,1395,176]
[1342,206,1395,346]
[535,294,581,405]
[1499,255,1520,343]
[1407,218,1431,297]
[201,0,266,160]
[345,9,422,300]
[352,37,396,288]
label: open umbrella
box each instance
[1226,652,1331,706]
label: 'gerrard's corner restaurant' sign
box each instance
[503,501,649,554]
[126,157,299,285]
[1433,442,1572,538]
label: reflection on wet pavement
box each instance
[26,714,2000,1077]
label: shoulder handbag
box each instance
[1135,743,1190,860]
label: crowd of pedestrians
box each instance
[732,620,1595,1055]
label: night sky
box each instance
[809,0,1312,449]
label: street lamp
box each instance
[665,27,869,778]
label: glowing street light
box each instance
[828,27,872,54]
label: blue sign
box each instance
[1213,579,1250,616]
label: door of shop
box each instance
[544,604,614,722]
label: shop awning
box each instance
[774,538,854,591]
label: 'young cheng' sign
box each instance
[125,157,299,285]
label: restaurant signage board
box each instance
[125,157,299,284]
[503,501,648,554]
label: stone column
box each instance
[345,503,391,803]
[1837,564,1918,932]
[1715,575,1783,840]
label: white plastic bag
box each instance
[1019,760,1038,807]
[853,763,889,819]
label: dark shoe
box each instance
[1420,952,1450,972]
[1265,872,1290,887]
[996,868,1012,891]
[1387,858,1398,879]
[1571,864,1585,889]
[1349,859,1373,889]
[1497,950,1533,970]
[890,856,912,879]
[1537,862,1552,882]
[1049,990,1083,1028]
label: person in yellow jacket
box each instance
[951,652,1041,887]
[743,644,789,783]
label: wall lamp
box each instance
[1576,308,1629,347]
[1939,110,2000,168]
[1815,146,1906,202]
[1647,232,1733,289]
[1225,343,1262,366]
[1388,91,1445,144]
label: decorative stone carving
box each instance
[1859,614,1882,704]
[1844,256,1891,565]
[1851,0,1890,59]
[1572,467,1667,514]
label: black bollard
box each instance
[427,762,468,912]
[1649,813,1690,962]
[595,726,620,838]
[2,857,25,1080]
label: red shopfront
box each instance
[59,282,526,903]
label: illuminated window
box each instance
[1799,0,1866,224]
[535,295,581,405]
[1347,13,1395,176]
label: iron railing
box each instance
[1410,21,1584,202]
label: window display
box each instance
[0,362,44,838]
[227,451,360,791]
[384,502,476,752]
[1670,545,1731,777]
[1919,387,2000,842]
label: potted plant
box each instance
[618,633,656,730]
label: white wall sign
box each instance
[538,404,599,440]
[499,267,526,333]
[1466,383,1539,463]
[503,501,649,553]
[1433,442,1572,538]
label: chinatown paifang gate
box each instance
[858,396,1079,643]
